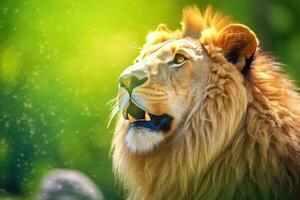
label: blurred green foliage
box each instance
[0,0,299,199]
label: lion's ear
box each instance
[216,24,258,64]
[144,24,173,48]
[156,24,171,32]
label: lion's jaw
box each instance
[117,38,211,154]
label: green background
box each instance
[0,0,299,199]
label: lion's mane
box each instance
[112,6,300,200]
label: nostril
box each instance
[119,75,148,93]
[119,76,131,89]
[131,76,148,89]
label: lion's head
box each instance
[112,6,300,200]
[117,6,257,154]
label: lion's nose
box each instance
[119,72,148,94]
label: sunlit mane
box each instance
[144,6,231,48]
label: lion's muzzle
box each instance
[118,64,173,132]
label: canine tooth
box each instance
[128,113,137,123]
[145,112,151,121]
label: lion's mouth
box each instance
[125,102,172,132]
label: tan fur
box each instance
[112,6,300,200]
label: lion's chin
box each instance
[125,127,164,154]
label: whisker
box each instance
[129,43,143,50]
[106,97,117,107]
[107,98,119,128]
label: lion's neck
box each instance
[125,121,298,200]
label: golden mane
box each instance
[145,6,231,48]
[112,6,300,200]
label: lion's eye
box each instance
[174,53,187,65]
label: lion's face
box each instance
[116,8,258,154]
[117,38,211,153]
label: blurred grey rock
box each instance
[35,169,104,200]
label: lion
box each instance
[111,6,300,200]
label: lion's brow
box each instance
[143,40,174,57]
[143,39,200,58]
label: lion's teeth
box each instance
[128,113,137,123]
[145,112,151,121]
